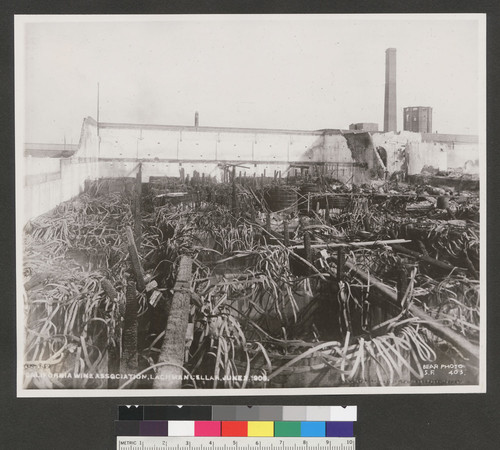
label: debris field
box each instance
[22,167,480,389]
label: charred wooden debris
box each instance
[22,172,480,389]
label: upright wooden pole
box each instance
[232,165,237,214]
[154,257,193,388]
[120,281,138,386]
[283,220,290,247]
[134,163,142,245]
[337,247,345,282]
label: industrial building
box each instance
[404,106,433,133]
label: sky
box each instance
[17,15,484,144]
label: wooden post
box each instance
[337,247,345,281]
[120,281,138,386]
[196,189,201,208]
[417,240,428,256]
[103,279,120,388]
[134,163,142,245]
[363,215,371,232]
[154,256,193,389]
[325,195,330,224]
[126,226,146,291]
[397,266,408,304]
[304,232,312,263]
[232,165,237,214]
[463,249,479,279]
[283,220,290,247]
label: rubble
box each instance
[22,174,481,389]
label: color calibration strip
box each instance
[116,406,356,438]
[116,420,354,438]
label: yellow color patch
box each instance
[247,421,274,437]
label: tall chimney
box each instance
[384,48,397,132]
[195,111,199,127]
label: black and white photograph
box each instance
[15,14,486,396]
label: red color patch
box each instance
[221,421,248,437]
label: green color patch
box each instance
[274,421,301,437]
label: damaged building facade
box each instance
[24,115,479,220]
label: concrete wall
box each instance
[370,131,479,176]
[78,117,100,160]
[93,120,480,180]
[23,117,480,221]
[447,143,480,173]
[407,141,447,175]
[96,123,366,182]
[25,156,60,176]
[422,133,480,173]
[23,159,98,221]
[371,131,422,175]
[23,117,99,222]
[25,143,78,158]
[97,123,324,162]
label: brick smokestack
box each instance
[384,48,397,132]
[195,111,199,127]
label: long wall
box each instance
[422,133,480,173]
[94,123,366,183]
[23,117,479,222]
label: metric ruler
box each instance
[117,437,356,450]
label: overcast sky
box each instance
[17,15,484,144]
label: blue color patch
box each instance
[300,421,325,437]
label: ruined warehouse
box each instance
[22,110,481,392]
[22,44,482,392]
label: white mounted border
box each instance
[15,13,486,397]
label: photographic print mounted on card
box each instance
[15,14,486,397]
